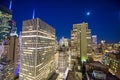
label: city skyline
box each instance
[0,0,120,42]
[0,2,120,80]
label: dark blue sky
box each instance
[0,0,120,42]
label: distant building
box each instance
[101,40,105,45]
[20,18,56,80]
[0,5,12,45]
[59,37,69,47]
[92,35,97,49]
[92,48,103,62]
[118,42,120,47]
[93,53,102,62]
[71,22,92,63]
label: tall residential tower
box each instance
[71,22,92,63]
[20,18,56,80]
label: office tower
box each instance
[71,22,91,63]
[0,5,12,44]
[3,36,19,64]
[92,35,97,49]
[0,35,20,79]
[20,18,56,80]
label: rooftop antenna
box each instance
[9,0,12,10]
[32,9,35,19]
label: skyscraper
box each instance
[92,35,97,49]
[71,22,91,63]
[2,35,20,79]
[3,36,19,64]
[0,5,12,44]
[20,18,56,80]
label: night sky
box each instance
[0,0,120,43]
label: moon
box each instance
[86,12,90,16]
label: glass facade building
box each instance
[0,5,12,44]
[20,18,56,80]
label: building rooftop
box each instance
[0,5,12,14]
[89,61,107,69]
[48,73,59,80]
[23,18,55,31]
[108,52,120,59]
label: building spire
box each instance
[9,0,12,10]
[32,9,35,19]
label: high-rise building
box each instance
[71,22,92,63]
[92,35,97,49]
[0,35,20,79]
[0,5,12,44]
[20,18,56,80]
[3,36,19,65]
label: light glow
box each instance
[32,9,35,19]
[87,12,90,16]
[9,0,12,9]
[22,35,55,40]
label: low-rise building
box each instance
[92,70,106,80]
